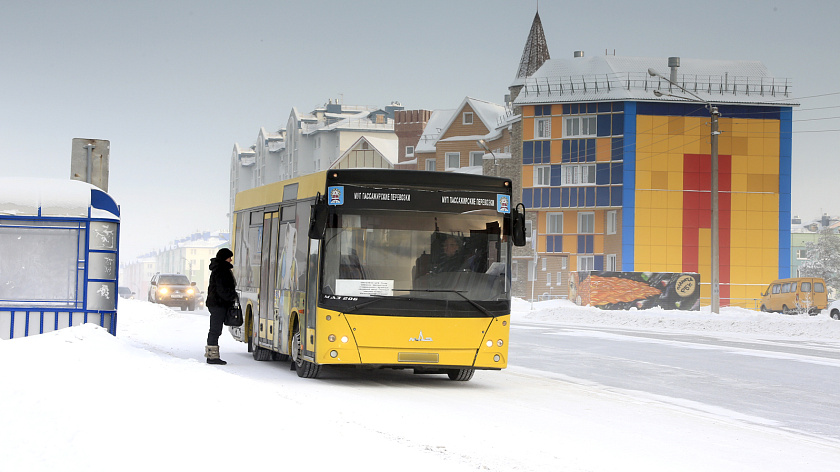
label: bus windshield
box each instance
[320,208,509,317]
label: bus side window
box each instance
[772,284,780,294]
[801,282,811,292]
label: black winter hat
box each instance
[216,248,233,260]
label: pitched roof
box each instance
[512,11,550,85]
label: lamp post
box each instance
[648,68,721,314]
[476,139,499,176]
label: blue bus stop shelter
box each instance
[0,178,120,339]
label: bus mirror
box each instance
[308,194,328,240]
[512,203,526,247]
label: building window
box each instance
[562,164,596,186]
[525,220,533,245]
[560,256,568,269]
[542,257,547,271]
[406,145,414,157]
[535,117,551,139]
[463,112,474,125]
[796,249,808,259]
[535,165,551,186]
[425,159,436,171]
[446,152,460,170]
[578,255,595,271]
[564,115,597,137]
[546,272,552,286]
[547,213,563,234]
[470,151,484,167]
[606,254,617,271]
[607,210,617,235]
[578,212,595,234]
[556,271,562,285]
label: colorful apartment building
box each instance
[511,52,796,307]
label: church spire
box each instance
[515,11,550,80]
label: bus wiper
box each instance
[394,288,494,317]
[345,295,388,313]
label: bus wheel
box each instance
[760,305,768,312]
[447,368,475,381]
[292,330,320,379]
[782,305,790,314]
[252,326,271,361]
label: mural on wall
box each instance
[570,271,700,311]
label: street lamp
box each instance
[648,68,721,314]
[476,139,499,176]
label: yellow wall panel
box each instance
[667,226,683,244]
[762,211,777,229]
[699,138,711,155]
[522,106,535,117]
[668,116,685,135]
[667,209,682,228]
[763,155,780,174]
[732,136,749,156]
[566,210,578,233]
[636,226,651,246]
[636,245,651,266]
[730,229,747,248]
[635,189,652,209]
[594,235,604,254]
[596,138,611,162]
[637,115,653,134]
[762,229,778,246]
[731,174,748,192]
[730,247,747,266]
[650,247,666,266]
[762,138,779,157]
[564,235,577,253]
[593,210,605,234]
[667,171,683,191]
[667,189,683,209]
[523,117,534,139]
[731,193,747,211]
[636,171,652,190]
[718,135,732,155]
[731,210,747,229]
[751,137,766,156]
[650,115,669,134]
[650,226,666,246]
[651,171,668,190]
[747,174,763,192]
[522,166,533,186]
[668,135,686,150]
[731,155,748,174]
[685,117,706,136]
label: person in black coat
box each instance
[205,247,237,365]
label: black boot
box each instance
[205,345,227,365]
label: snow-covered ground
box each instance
[2,299,839,471]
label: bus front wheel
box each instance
[447,368,475,381]
[292,329,320,379]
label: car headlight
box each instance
[187,288,194,295]
[158,287,168,295]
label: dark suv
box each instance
[148,273,197,311]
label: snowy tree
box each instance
[798,229,840,293]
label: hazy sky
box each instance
[2,0,838,261]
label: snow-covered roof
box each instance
[515,55,797,106]
[0,178,120,220]
[415,109,455,153]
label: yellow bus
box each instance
[229,169,526,380]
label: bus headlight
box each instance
[497,339,504,347]
[330,350,338,358]
[494,354,501,362]
[328,334,336,342]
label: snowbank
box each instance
[512,298,840,340]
